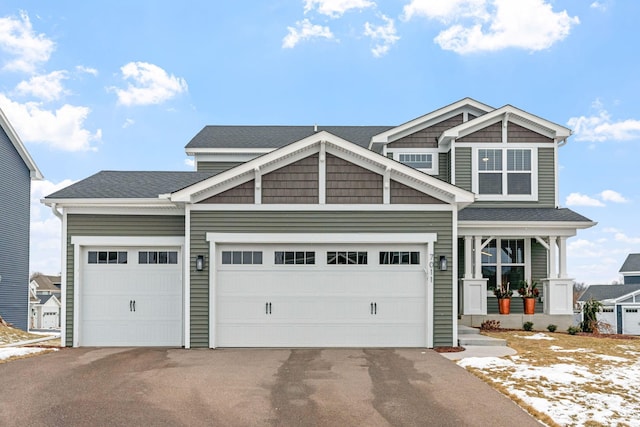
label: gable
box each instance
[388,114,464,148]
[0,108,42,180]
[457,122,502,143]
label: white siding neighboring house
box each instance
[579,283,640,335]
[29,274,62,330]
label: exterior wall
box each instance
[624,276,640,285]
[388,114,464,148]
[65,214,185,345]
[196,161,243,174]
[190,210,455,347]
[390,180,444,204]
[437,152,450,183]
[507,123,554,143]
[457,122,502,143]
[262,154,318,203]
[326,154,382,204]
[454,146,556,208]
[200,180,255,204]
[0,126,31,330]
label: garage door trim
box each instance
[70,236,185,347]
[206,232,438,349]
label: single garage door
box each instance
[215,244,427,347]
[622,306,640,335]
[80,247,182,346]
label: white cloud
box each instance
[75,65,98,76]
[403,0,579,54]
[304,0,375,18]
[122,118,135,128]
[567,239,605,258]
[568,100,640,142]
[184,158,195,168]
[600,190,628,203]
[613,232,640,245]
[30,179,76,275]
[0,11,55,73]
[565,192,605,207]
[364,15,399,57]
[283,19,336,49]
[15,70,69,102]
[111,62,188,106]
[0,93,101,151]
[590,1,608,12]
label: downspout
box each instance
[50,203,63,220]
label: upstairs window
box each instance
[399,153,433,170]
[476,148,535,199]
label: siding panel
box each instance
[388,114,464,148]
[326,154,382,204]
[200,180,254,204]
[65,215,185,345]
[508,122,554,143]
[190,210,455,347]
[390,180,444,204]
[196,161,243,174]
[455,147,472,191]
[262,154,318,203]
[457,122,502,143]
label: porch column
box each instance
[548,236,558,279]
[558,237,568,278]
[474,236,483,279]
[464,236,472,279]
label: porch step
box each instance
[458,325,507,347]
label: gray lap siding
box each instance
[64,214,185,346]
[190,210,455,348]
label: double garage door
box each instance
[214,244,428,347]
[80,247,182,346]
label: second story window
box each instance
[475,148,535,200]
[399,153,433,169]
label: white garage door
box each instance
[215,244,427,347]
[622,306,640,335]
[80,247,182,346]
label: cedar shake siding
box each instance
[390,180,445,204]
[196,161,244,174]
[0,126,31,331]
[388,114,464,148]
[262,154,318,204]
[457,122,502,143]
[190,210,455,347]
[200,180,255,204]
[326,154,382,204]
[64,214,185,346]
[507,122,554,143]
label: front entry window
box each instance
[482,239,525,292]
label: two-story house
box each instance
[42,98,594,348]
[29,274,62,330]
[1,108,43,331]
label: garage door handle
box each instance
[130,300,133,312]
[371,302,377,315]
[133,300,136,312]
[265,302,272,315]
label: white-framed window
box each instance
[379,251,420,265]
[138,251,178,264]
[392,149,439,174]
[221,251,263,265]
[88,251,128,264]
[275,251,315,265]
[482,239,527,294]
[327,251,368,265]
[474,148,537,200]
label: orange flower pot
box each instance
[523,298,535,315]
[498,298,511,315]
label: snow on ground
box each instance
[459,348,640,426]
[0,347,57,361]
[518,333,555,340]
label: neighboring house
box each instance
[29,274,62,330]
[42,98,594,348]
[0,108,43,331]
[619,254,640,284]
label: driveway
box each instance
[0,348,539,426]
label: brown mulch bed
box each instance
[433,346,465,353]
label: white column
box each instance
[319,141,326,204]
[254,167,261,205]
[558,237,567,278]
[383,167,391,204]
[464,236,473,279]
[474,236,483,279]
[548,236,558,279]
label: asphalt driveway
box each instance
[0,348,539,426]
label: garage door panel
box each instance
[623,307,640,335]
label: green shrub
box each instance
[567,326,580,335]
[523,321,534,331]
[547,324,557,333]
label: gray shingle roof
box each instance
[620,254,640,273]
[37,294,56,305]
[185,126,394,150]
[578,284,640,302]
[45,171,215,199]
[459,207,593,223]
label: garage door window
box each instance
[88,251,128,264]
[379,251,420,265]
[327,251,368,265]
[138,251,178,264]
[275,251,315,265]
[222,251,263,265]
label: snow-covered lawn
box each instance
[458,331,640,427]
[0,347,57,362]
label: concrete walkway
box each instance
[440,326,518,361]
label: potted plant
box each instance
[517,280,539,315]
[493,282,513,315]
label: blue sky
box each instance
[1,0,638,285]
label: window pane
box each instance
[399,153,433,169]
[242,251,253,264]
[502,266,525,286]
[118,252,128,264]
[479,173,502,194]
[478,149,502,171]
[98,251,108,264]
[88,251,97,264]
[410,252,419,264]
[168,252,178,264]
[295,251,305,264]
[148,252,158,264]
[253,252,262,264]
[482,240,497,264]
[159,252,168,264]
[507,150,531,171]
[108,251,118,264]
[358,252,368,264]
[138,252,148,264]
[232,251,242,264]
[507,173,531,195]
[482,266,497,289]
[348,252,357,264]
[391,252,400,264]
[222,251,231,264]
[275,251,284,264]
[380,252,389,264]
[305,252,315,264]
[337,252,347,265]
[285,252,295,264]
[401,252,410,264]
[501,240,524,264]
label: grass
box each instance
[0,324,44,346]
[460,330,640,426]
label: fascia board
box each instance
[612,290,640,303]
[185,147,275,155]
[0,108,44,180]
[458,220,597,236]
[369,98,495,147]
[41,197,176,207]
